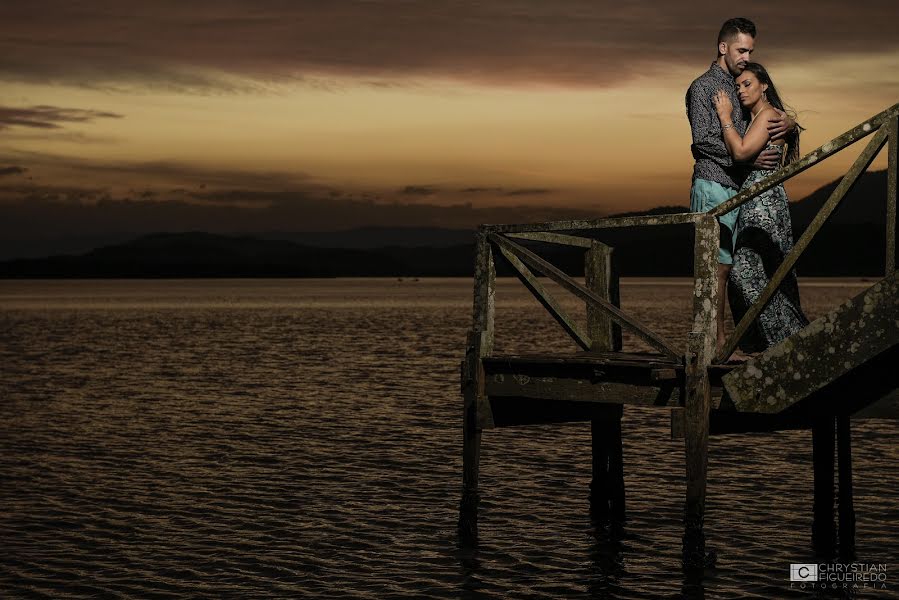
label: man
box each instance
[686,17,792,358]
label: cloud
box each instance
[0,166,28,177]
[0,149,314,192]
[462,187,504,194]
[0,105,123,130]
[504,188,553,196]
[399,185,439,196]
[2,1,897,90]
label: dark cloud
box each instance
[460,186,553,196]
[0,105,123,130]
[0,166,28,177]
[504,188,553,196]
[400,185,439,196]
[1,1,896,90]
[462,187,504,194]
[0,149,313,192]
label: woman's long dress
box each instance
[728,143,809,353]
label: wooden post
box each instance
[887,114,898,274]
[458,230,495,545]
[682,215,718,568]
[812,416,836,555]
[585,240,622,351]
[586,241,625,524]
[836,414,856,558]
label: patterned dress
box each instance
[728,144,809,353]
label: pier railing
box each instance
[470,102,898,369]
[461,102,898,565]
[463,102,898,566]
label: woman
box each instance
[712,62,808,354]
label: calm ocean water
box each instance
[1,278,896,599]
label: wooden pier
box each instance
[458,103,899,568]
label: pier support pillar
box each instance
[586,242,625,524]
[590,405,625,523]
[682,215,718,569]
[836,414,856,558]
[812,415,836,555]
[459,377,482,545]
[458,232,495,545]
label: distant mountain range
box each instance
[0,170,891,278]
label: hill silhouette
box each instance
[0,170,890,278]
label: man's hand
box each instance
[752,146,781,170]
[713,89,733,119]
[767,108,795,141]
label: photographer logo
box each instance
[791,564,819,582]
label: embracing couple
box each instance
[687,17,809,361]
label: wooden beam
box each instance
[482,212,702,234]
[715,127,889,364]
[681,213,719,568]
[508,231,595,248]
[586,241,622,352]
[888,115,898,274]
[484,376,676,406]
[489,233,682,361]
[711,103,899,218]
[459,232,495,544]
[496,244,592,351]
[674,215,720,441]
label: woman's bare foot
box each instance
[716,335,727,359]
[725,349,762,363]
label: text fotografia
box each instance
[790,563,888,591]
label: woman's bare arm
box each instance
[713,90,775,161]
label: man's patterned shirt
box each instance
[686,62,748,189]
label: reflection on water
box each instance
[1,278,896,598]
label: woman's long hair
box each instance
[742,62,802,165]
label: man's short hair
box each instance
[718,18,756,44]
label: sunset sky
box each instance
[2,1,898,249]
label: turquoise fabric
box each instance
[690,178,739,265]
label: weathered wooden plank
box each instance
[471,229,496,339]
[496,244,592,351]
[489,233,681,360]
[723,271,899,414]
[586,241,622,352]
[711,103,899,218]
[584,239,626,521]
[673,216,720,440]
[459,231,496,543]
[482,212,702,234]
[485,375,678,406]
[682,213,719,568]
[508,231,595,248]
[472,232,496,429]
[485,351,681,368]
[888,115,898,274]
[715,127,890,364]
[480,353,749,401]
[483,358,683,386]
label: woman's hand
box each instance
[713,89,732,119]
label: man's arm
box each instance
[767,108,796,141]
[686,80,732,168]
